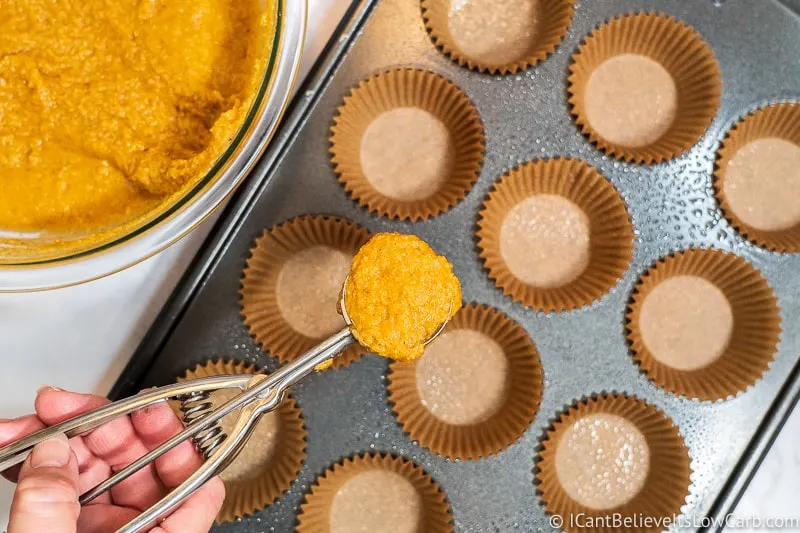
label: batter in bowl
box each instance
[0,0,269,234]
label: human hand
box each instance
[0,388,225,533]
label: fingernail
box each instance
[30,434,71,468]
[36,385,62,395]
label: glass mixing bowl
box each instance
[0,0,306,292]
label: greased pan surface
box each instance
[114,0,800,531]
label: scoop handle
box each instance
[0,375,252,473]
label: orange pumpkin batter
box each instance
[344,233,462,362]
[0,0,271,235]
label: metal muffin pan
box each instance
[112,0,800,531]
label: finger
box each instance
[8,434,81,533]
[76,457,113,504]
[36,390,147,464]
[8,418,103,476]
[34,390,114,467]
[0,416,45,445]
[0,414,111,504]
[77,504,139,533]
[36,389,165,511]
[43,432,98,477]
[151,476,225,533]
[36,386,159,420]
[34,388,109,425]
[68,435,97,472]
[61,435,112,504]
[130,401,205,488]
[0,415,46,482]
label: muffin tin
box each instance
[111,0,800,531]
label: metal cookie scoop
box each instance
[0,282,450,533]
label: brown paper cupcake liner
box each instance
[421,0,576,74]
[568,12,721,164]
[387,303,543,460]
[330,68,485,221]
[477,158,634,312]
[536,393,691,533]
[240,215,370,369]
[178,360,307,524]
[714,102,800,253]
[296,453,453,533]
[626,249,781,401]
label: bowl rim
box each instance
[0,0,307,292]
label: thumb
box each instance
[8,434,80,533]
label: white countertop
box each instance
[1,1,798,530]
